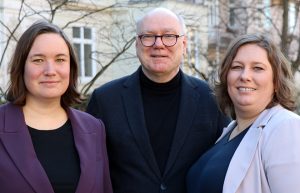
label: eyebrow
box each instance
[232,60,268,66]
[29,53,69,58]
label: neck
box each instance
[235,115,258,132]
[23,97,67,130]
[141,67,180,83]
[229,113,259,140]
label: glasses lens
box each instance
[140,34,179,47]
[162,35,177,46]
[141,35,155,47]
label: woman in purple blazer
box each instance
[0,20,113,193]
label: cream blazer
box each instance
[217,105,300,193]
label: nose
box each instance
[153,36,164,47]
[44,60,56,76]
[240,68,251,81]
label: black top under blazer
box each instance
[86,68,229,193]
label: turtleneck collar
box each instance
[139,69,182,92]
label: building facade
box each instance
[1,0,299,109]
[0,0,209,99]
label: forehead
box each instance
[32,33,65,45]
[29,33,69,54]
[139,11,182,33]
[234,44,268,60]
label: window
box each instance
[229,0,235,26]
[263,0,271,28]
[72,27,94,79]
[208,0,219,27]
[288,2,296,33]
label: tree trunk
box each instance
[281,0,289,56]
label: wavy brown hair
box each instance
[6,20,81,108]
[215,34,296,118]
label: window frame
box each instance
[72,26,95,82]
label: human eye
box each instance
[32,58,44,64]
[230,63,243,70]
[163,34,176,39]
[142,34,155,40]
[56,58,65,63]
[253,66,264,71]
[56,54,69,63]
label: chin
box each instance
[148,66,167,73]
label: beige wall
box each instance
[0,0,209,95]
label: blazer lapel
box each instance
[1,103,54,193]
[223,126,263,193]
[164,74,200,177]
[67,108,97,193]
[223,105,282,193]
[216,121,237,143]
[121,70,161,178]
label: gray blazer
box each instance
[218,105,300,193]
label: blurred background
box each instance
[0,0,299,112]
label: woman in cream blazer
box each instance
[221,105,300,193]
[186,34,300,193]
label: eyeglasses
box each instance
[138,34,184,47]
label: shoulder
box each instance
[68,107,104,128]
[96,76,129,92]
[68,108,107,142]
[0,102,10,112]
[267,106,300,127]
[182,73,217,102]
[0,103,24,132]
[262,106,300,146]
[0,102,19,117]
[182,73,212,94]
[92,71,136,96]
[183,73,210,89]
[260,106,300,180]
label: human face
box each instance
[227,44,274,119]
[24,33,70,103]
[136,10,187,83]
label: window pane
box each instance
[229,8,235,26]
[74,43,81,76]
[84,28,91,39]
[73,27,80,38]
[84,44,92,76]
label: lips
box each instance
[40,81,59,84]
[238,87,256,92]
[150,54,168,58]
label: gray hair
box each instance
[136,7,187,35]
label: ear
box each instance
[135,36,139,47]
[182,36,187,56]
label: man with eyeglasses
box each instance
[87,7,229,193]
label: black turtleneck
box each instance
[140,70,181,174]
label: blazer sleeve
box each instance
[262,112,300,193]
[97,119,113,193]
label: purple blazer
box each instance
[0,102,113,193]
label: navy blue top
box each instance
[28,120,80,193]
[186,126,249,193]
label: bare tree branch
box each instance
[80,36,135,96]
